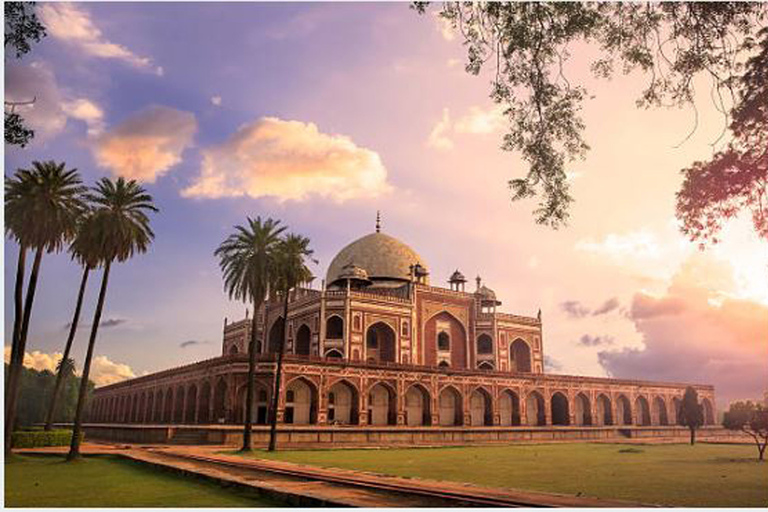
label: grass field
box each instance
[4,454,280,508]
[235,442,768,507]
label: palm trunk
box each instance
[67,260,111,461]
[240,302,261,452]
[45,266,90,431]
[5,246,43,455]
[268,289,290,452]
[5,245,26,414]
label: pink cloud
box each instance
[599,255,768,406]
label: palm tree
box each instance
[44,214,100,431]
[4,161,86,454]
[215,217,285,452]
[67,177,157,461]
[268,233,315,452]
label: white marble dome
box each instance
[326,232,428,286]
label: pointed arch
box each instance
[635,395,651,426]
[616,394,632,425]
[367,381,397,425]
[366,322,397,363]
[499,389,521,426]
[325,349,344,359]
[285,376,318,425]
[596,393,613,426]
[327,379,359,425]
[185,384,198,424]
[574,392,592,426]
[295,324,311,356]
[470,386,493,426]
[213,377,228,423]
[326,315,344,339]
[438,385,463,426]
[404,383,431,426]
[424,311,468,369]
[653,396,668,426]
[525,390,546,426]
[477,334,493,354]
[510,338,532,373]
[551,391,570,425]
[198,381,212,424]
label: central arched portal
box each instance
[366,322,396,363]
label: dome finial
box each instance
[375,210,381,233]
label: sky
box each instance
[4,2,767,406]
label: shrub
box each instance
[11,429,82,448]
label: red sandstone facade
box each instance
[90,228,717,433]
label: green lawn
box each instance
[5,454,281,508]
[234,442,768,507]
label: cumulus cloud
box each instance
[38,2,162,75]
[4,346,135,386]
[62,98,105,136]
[427,105,505,150]
[180,339,211,348]
[454,105,506,135]
[578,334,615,347]
[560,300,591,318]
[598,255,768,405]
[4,346,62,373]
[182,117,391,202]
[89,355,136,386]
[427,108,453,150]
[91,106,197,182]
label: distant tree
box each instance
[215,217,285,452]
[413,2,768,234]
[678,386,704,445]
[4,161,86,455]
[3,363,93,428]
[268,233,315,452]
[44,213,100,431]
[723,401,768,461]
[67,178,158,461]
[5,1,47,147]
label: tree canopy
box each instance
[415,2,768,237]
[723,400,768,461]
[4,1,47,148]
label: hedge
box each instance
[11,429,82,448]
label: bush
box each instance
[11,429,81,448]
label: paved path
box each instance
[17,443,655,507]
